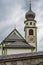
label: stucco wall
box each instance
[7,49,31,55]
[0,48,2,55]
[25,21,36,27]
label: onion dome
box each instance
[25,10,35,19]
[25,0,35,19]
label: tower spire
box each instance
[29,0,31,11]
[25,0,35,19]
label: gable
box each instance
[13,29,24,39]
[1,28,35,49]
[1,28,24,43]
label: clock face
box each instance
[29,37,33,41]
[29,36,35,43]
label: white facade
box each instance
[25,21,36,27]
[0,48,2,55]
[7,49,31,55]
[24,20,37,51]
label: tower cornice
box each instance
[24,19,36,23]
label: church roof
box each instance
[2,29,35,49]
[25,10,35,19]
[3,29,24,42]
[3,41,34,49]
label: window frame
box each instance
[30,22,32,25]
[29,29,33,35]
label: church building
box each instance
[0,0,43,65]
[0,0,37,55]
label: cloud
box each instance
[0,0,25,42]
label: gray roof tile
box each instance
[3,41,35,49]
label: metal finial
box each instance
[29,0,31,10]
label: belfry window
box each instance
[34,23,35,25]
[26,23,28,25]
[30,22,32,25]
[29,29,33,35]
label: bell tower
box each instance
[24,0,37,51]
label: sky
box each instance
[0,0,43,51]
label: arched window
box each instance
[26,23,28,25]
[30,22,32,25]
[29,29,33,35]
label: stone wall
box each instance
[0,58,43,65]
